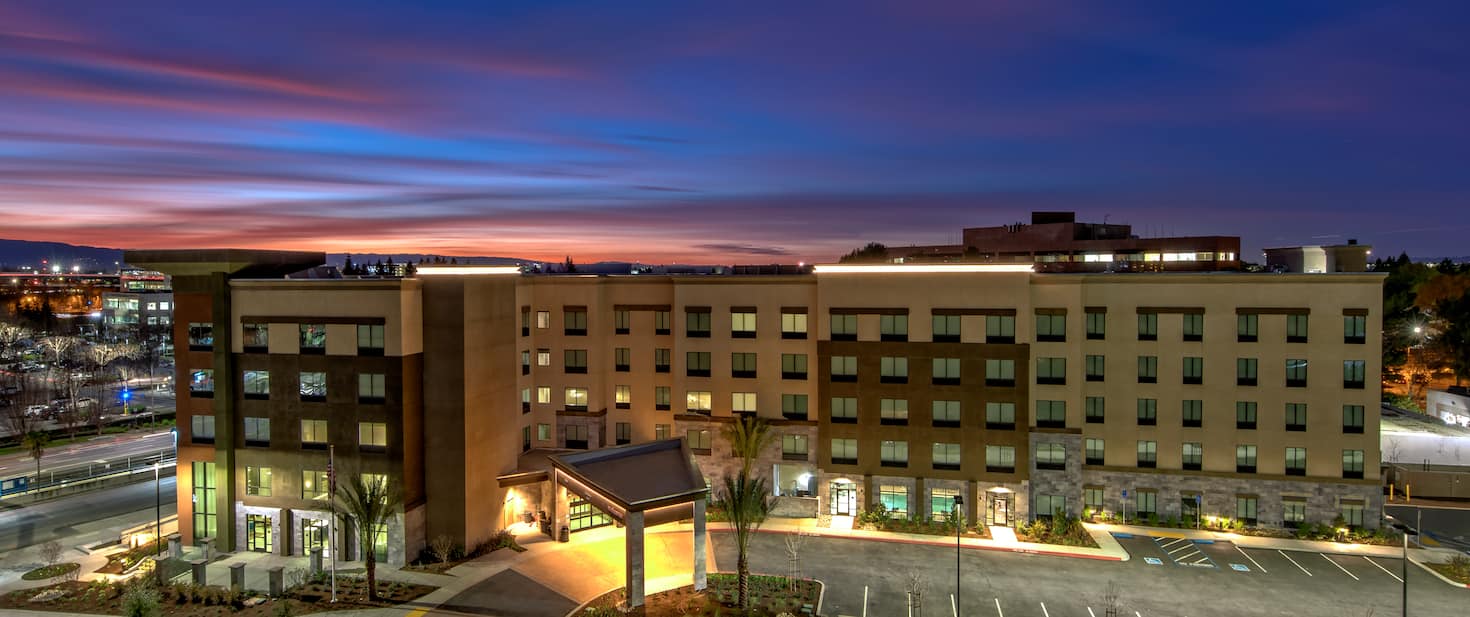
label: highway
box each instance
[0,429,175,480]
[0,475,177,551]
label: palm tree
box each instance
[717,473,772,611]
[23,430,49,486]
[722,415,775,480]
[335,473,402,601]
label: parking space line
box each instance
[1236,546,1266,573]
[1321,554,1359,580]
[1040,602,1050,617]
[1167,544,1195,555]
[1087,608,1096,617]
[1278,550,1312,576]
[993,597,1003,617]
[1364,556,1403,583]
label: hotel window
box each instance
[986,445,1016,472]
[191,415,215,443]
[1085,396,1105,424]
[190,369,215,397]
[1136,398,1157,426]
[655,424,670,440]
[1237,496,1258,526]
[1283,499,1306,525]
[1286,314,1309,343]
[1237,358,1258,386]
[1036,400,1065,428]
[521,350,531,375]
[1036,443,1065,471]
[614,347,630,372]
[731,310,757,338]
[564,349,588,374]
[243,324,268,352]
[731,352,757,378]
[782,434,809,460]
[1137,313,1157,341]
[536,386,551,404]
[358,422,387,451]
[1236,445,1258,473]
[536,311,550,329]
[537,423,550,441]
[1286,403,1307,431]
[564,309,587,336]
[536,349,551,367]
[243,417,270,446]
[880,485,909,517]
[879,398,909,426]
[1344,314,1366,344]
[1085,438,1104,465]
[359,373,388,404]
[1035,312,1065,342]
[1137,356,1157,383]
[565,425,589,449]
[1236,401,1257,429]
[654,348,671,373]
[932,314,960,342]
[521,308,531,336]
[1182,357,1203,385]
[1182,442,1202,471]
[1137,440,1157,468]
[1286,359,1308,387]
[615,422,631,445]
[880,357,908,383]
[830,314,857,341]
[1036,357,1066,385]
[687,351,711,377]
[615,385,631,409]
[932,400,960,427]
[831,356,858,382]
[1342,449,1365,479]
[880,314,908,342]
[299,371,326,401]
[880,440,909,467]
[614,310,631,335]
[302,470,328,500]
[686,390,712,414]
[357,324,384,355]
[932,357,960,385]
[686,309,711,337]
[931,488,960,522]
[831,397,858,423]
[299,324,326,353]
[831,438,858,465]
[985,359,1016,387]
[564,387,588,411]
[782,353,808,380]
[188,322,213,350]
[243,370,270,400]
[1341,500,1365,528]
[1344,360,1366,389]
[1035,493,1065,517]
[781,311,808,339]
[521,388,531,413]
[1085,355,1105,382]
[985,402,1016,429]
[932,442,960,470]
[1237,314,1258,342]
[781,394,808,420]
[1286,447,1307,476]
[245,466,272,497]
[1085,310,1106,340]
[655,386,671,411]
[1182,399,1203,428]
[732,392,757,415]
[985,315,1015,343]
[1343,404,1365,433]
[654,310,672,335]
[1135,491,1157,516]
[1182,313,1204,342]
[300,419,328,448]
[1084,487,1104,512]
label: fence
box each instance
[0,448,177,500]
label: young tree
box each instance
[24,429,49,484]
[717,473,772,611]
[335,472,402,601]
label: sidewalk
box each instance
[1095,522,1406,558]
[698,517,1131,561]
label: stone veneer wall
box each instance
[559,414,605,450]
[678,419,817,491]
[867,474,917,518]
[234,503,285,555]
[1082,469,1381,529]
[1029,432,1084,518]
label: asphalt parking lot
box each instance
[711,531,1465,617]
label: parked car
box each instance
[25,404,49,417]
[75,397,98,408]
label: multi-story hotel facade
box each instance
[129,250,1384,565]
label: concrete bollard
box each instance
[150,556,167,586]
[201,538,214,561]
[190,559,207,585]
[229,562,245,592]
[309,547,322,575]
[168,536,182,559]
[268,566,284,597]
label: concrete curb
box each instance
[1408,553,1470,590]
[711,523,1127,562]
[561,576,827,617]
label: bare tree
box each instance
[904,571,925,617]
[1100,581,1122,617]
[40,540,63,566]
[784,531,808,591]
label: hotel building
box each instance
[128,250,1383,565]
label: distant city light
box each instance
[814,264,1034,274]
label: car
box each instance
[75,397,98,408]
[0,385,19,396]
[25,404,49,417]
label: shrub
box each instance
[430,534,456,564]
[122,584,161,617]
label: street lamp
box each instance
[1385,514,1415,617]
[953,494,964,617]
[153,461,161,556]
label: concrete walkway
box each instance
[700,517,1131,561]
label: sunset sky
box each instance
[1,1,1467,263]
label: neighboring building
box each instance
[129,250,1386,566]
[1427,388,1470,427]
[891,212,1241,272]
[101,291,174,330]
[1264,241,1373,274]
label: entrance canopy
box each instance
[550,438,709,526]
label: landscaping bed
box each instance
[582,574,820,617]
[1017,516,1098,548]
[22,563,79,581]
[403,529,526,574]
[95,542,164,575]
[1089,511,1400,546]
[1427,555,1470,585]
[0,576,436,616]
[854,504,990,539]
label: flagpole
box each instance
[329,444,337,603]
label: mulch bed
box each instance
[22,563,80,581]
[0,577,437,617]
[584,573,820,617]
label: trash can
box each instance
[559,525,570,543]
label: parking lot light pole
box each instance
[1385,514,1412,617]
[153,461,161,555]
[953,494,963,617]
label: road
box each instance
[0,475,176,551]
[713,531,1465,617]
[0,429,175,479]
[1387,503,1470,553]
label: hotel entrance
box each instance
[246,514,272,552]
[830,480,858,516]
[986,490,1013,527]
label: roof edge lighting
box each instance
[416,266,522,276]
[813,264,1034,274]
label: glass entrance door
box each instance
[246,514,272,553]
[987,493,1012,527]
[830,482,857,515]
[568,498,612,532]
[301,519,326,554]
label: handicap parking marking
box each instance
[1153,536,1216,568]
[1230,563,1250,572]
[1144,557,1164,565]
